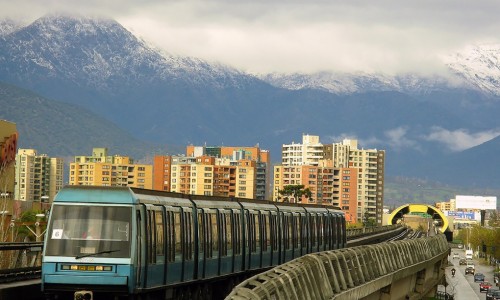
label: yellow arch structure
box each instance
[388,204,449,233]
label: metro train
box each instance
[41,186,346,300]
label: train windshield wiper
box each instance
[76,249,120,259]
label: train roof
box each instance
[54,186,137,204]
[53,186,343,215]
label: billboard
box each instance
[455,195,497,210]
[446,211,478,220]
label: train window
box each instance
[292,214,299,249]
[310,214,316,248]
[198,212,205,256]
[155,211,164,259]
[317,214,323,249]
[287,214,293,250]
[45,205,131,258]
[282,214,289,250]
[184,212,193,260]
[261,213,270,252]
[211,212,219,256]
[254,213,260,253]
[147,210,156,264]
[271,214,278,251]
[219,212,226,257]
[226,213,232,253]
[233,212,241,255]
[300,215,306,248]
[174,211,182,260]
[166,211,176,262]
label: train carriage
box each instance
[41,186,345,300]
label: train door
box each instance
[165,207,182,285]
[246,209,261,270]
[197,208,219,279]
[282,212,293,262]
[232,209,244,272]
[270,211,280,265]
[219,209,233,275]
[291,212,300,259]
[135,207,145,290]
[145,205,166,288]
[182,207,195,281]
[260,211,272,268]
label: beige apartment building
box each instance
[155,154,259,199]
[14,149,64,202]
[69,148,152,189]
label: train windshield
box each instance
[45,204,132,258]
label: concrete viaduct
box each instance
[226,234,449,300]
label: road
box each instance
[438,248,497,300]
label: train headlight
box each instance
[74,290,93,300]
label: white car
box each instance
[453,253,460,259]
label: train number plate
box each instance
[80,247,96,254]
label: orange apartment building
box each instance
[155,145,270,200]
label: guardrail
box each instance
[0,242,43,283]
[226,234,449,300]
[346,224,403,238]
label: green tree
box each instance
[278,185,312,203]
[488,210,500,227]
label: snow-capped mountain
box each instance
[445,44,500,97]
[258,71,465,96]
[0,19,22,37]
[0,14,260,93]
[1,14,500,189]
[257,45,500,98]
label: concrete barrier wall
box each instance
[226,234,449,300]
[346,224,403,238]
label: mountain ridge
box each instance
[1,14,500,189]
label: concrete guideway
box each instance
[226,235,450,300]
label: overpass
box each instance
[226,234,449,300]
[387,204,452,240]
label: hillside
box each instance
[0,82,180,160]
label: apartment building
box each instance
[14,149,64,202]
[281,134,324,166]
[323,139,385,225]
[275,135,385,225]
[69,148,152,189]
[0,120,17,198]
[155,145,270,200]
[154,154,261,199]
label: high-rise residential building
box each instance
[14,149,64,202]
[281,134,323,166]
[154,144,271,200]
[69,148,152,189]
[0,120,18,199]
[323,139,385,225]
[275,134,385,225]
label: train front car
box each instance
[42,186,136,300]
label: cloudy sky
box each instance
[2,0,500,75]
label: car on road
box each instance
[480,281,493,292]
[459,258,467,265]
[457,244,464,249]
[487,289,500,300]
[465,266,475,275]
[452,252,459,259]
[475,273,485,282]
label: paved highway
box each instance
[439,248,497,300]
